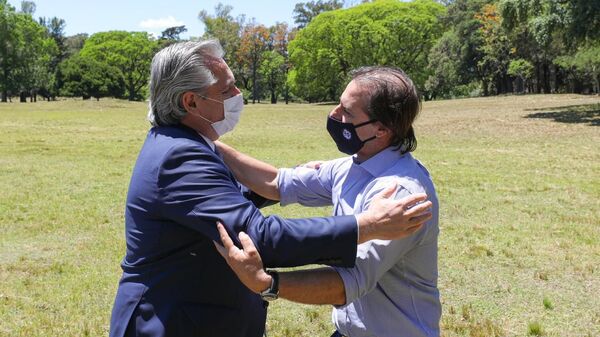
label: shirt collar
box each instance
[354,147,406,177]
[198,133,216,151]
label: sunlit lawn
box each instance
[1,94,599,336]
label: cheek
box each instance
[357,124,376,138]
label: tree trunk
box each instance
[20,91,27,102]
[482,79,489,96]
[535,63,541,94]
[270,90,276,104]
[1,91,6,102]
[252,66,257,104]
[129,83,135,101]
[543,63,551,94]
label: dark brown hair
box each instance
[351,66,421,153]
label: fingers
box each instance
[399,193,428,208]
[408,212,433,225]
[238,231,258,256]
[374,182,399,200]
[404,200,433,218]
[216,222,235,250]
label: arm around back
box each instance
[215,141,280,201]
[157,143,358,268]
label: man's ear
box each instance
[181,92,200,113]
[375,122,391,138]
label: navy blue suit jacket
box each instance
[109,125,358,337]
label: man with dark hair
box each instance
[215,66,441,337]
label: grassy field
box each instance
[0,94,599,337]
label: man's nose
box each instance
[329,105,342,120]
[232,86,241,96]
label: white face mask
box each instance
[196,93,244,137]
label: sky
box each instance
[6,0,313,38]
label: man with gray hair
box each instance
[109,41,433,337]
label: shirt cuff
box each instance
[332,265,360,306]
[277,168,297,206]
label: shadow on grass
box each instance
[524,103,600,126]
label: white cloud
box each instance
[139,16,184,30]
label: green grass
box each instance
[1,94,599,336]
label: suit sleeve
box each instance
[156,145,358,268]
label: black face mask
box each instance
[327,115,377,155]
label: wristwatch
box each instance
[260,270,279,301]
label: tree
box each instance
[475,3,512,95]
[269,22,295,104]
[19,0,35,15]
[160,25,187,43]
[288,0,445,102]
[507,59,534,93]
[64,33,88,57]
[239,22,269,103]
[0,0,19,101]
[259,50,285,103]
[39,16,67,99]
[0,1,57,102]
[80,31,158,100]
[500,0,570,93]
[293,0,343,29]
[425,31,462,99]
[566,0,600,44]
[59,53,122,100]
[198,4,245,90]
[556,43,600,94]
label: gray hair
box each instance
[147,40,225,126]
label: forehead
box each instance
[341,80,370,113]
[208,58,234,89]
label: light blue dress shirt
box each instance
[278,147,441,337]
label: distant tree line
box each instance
[1,0,598,104]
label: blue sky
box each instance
[6,0,324,38]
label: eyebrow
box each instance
[340,102,353,115]
[222,78,234,92]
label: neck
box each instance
[355,141,389,163]
[181,114,219,141]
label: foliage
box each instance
[239,22,270,103]
[556,43,600,94]
[288,0,445,101]
[160,25,187,41]
[80,31,158,101]
[0,1,57,101]
[507,58,534,93]
[425,31,462,99]
[2,0,599,103]
[292,0,343,29]
[259,50,286,103]
[64,33,88,58]
[198,4,245,89]
[58,53,122,100]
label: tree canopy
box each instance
[2,0,599,103]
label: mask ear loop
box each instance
[355,119,379,144]
[354,119,378,128]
